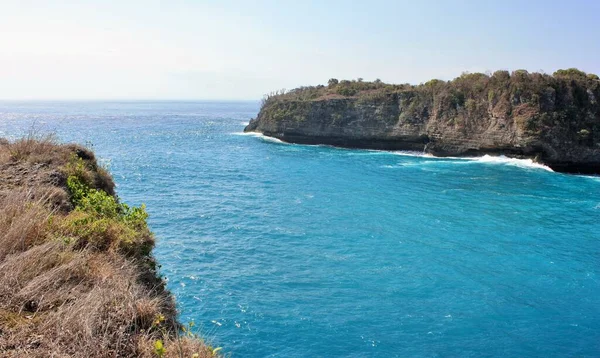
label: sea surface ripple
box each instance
[0,101,599,357]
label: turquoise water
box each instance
[0,101,599,357]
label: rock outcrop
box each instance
[245,69,600,174]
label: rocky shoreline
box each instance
[245,69,600,174]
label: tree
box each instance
[328,78,339,87]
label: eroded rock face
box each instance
[245,71,600,174]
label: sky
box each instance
[1,0,600,100]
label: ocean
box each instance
[0,101,598,357]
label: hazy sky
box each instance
[2,0,600,100]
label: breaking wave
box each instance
[238,134,554,172]
[231,132,288,144]
[468,155,554,171]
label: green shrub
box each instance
[336,86,357,96]
[587,74,600,81]
[67,176,119,218]
[64,175,151,256]
[64,155,94,187]
[425,79,444,88]
[553,68,588,79]
[578,129,590,138]
[67,176,147,223]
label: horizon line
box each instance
[0,98,261,102]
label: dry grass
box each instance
[3,133,63,164]
[0,138,216,357]
[0,190,55,261]
[0,133,115,196]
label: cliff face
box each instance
[245,70,600,173]
[0,137,215,357]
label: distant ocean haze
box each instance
[0,101,598,357]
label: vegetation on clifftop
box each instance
[264,68,600,105]
[0,136,218,357]
[259,68,600,139]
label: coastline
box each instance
[245,70,600,174]
[244,128,599,174]
[239,130,558,172]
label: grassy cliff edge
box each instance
[0,136,218,357]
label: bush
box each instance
[64,175,152,256]
[553,68,588,79]
[587,74,600,81]
[336,86,357,96]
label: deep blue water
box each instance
[0,101,599,357]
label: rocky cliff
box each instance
[0,137,216,357]
[245,69,600,174]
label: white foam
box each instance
[383,152,552,171]
[391,150,434,158]
[469,155,554,171]
[391,153,553,171]
[359,149,434,158]
[234,134,555,172]
[579,175,600,182]
[231,131,288,144]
